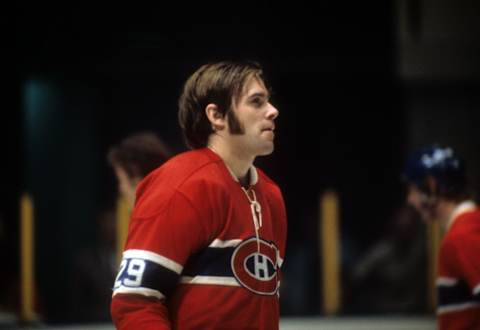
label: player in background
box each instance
[403,144,480,330]
[107,131,172,209]
[110,61,287,329]
[69,132,172,321]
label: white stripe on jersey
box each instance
[437,301,480,315]
[180,275,240,287]
[123,249,183,274]
[208,239,242,248]
[436,277,458,286]
[474,283,480,295]
[113,286,165,300]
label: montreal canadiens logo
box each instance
[231,237,280,295]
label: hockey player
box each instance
[111,61,287,329]
[403,145,480,329]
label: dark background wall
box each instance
[2,1,479,323]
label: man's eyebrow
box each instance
[247,91,269,99]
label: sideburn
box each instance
[227,109,245,135]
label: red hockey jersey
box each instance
[111,148,287,329]
[437,201,480,330]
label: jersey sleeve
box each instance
[451,235,480,297]
[111,189,213,329]
[111,295,171,330]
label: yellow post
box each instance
[116,196,130,264]
[20,193,35,322]
[320,190,341,315]
[426,220,442,312]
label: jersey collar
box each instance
[206,147,258,186]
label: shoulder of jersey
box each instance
[449,209,480,238]
[256,168,282,194]
[133,149,228,218]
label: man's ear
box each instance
[205,104,226,131]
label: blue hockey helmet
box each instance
[402,145,466,196]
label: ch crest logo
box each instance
[231,237,280,295]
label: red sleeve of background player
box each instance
[451,233,480,297]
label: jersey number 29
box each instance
[114,258,146,288]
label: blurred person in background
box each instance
[111,60,287,329]
[107,131,172,210]
[70,207,117,322]
[347,204,427,314]
[403,144,480,330]
[69,132,172,322]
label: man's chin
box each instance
[258,144,274,156]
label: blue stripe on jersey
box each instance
[438,279,480,308]
[114,256,179,298]
[183,247,235,277]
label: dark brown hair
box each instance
[178,60,266,149]
[107,132,171,179]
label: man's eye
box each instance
[252,98,264,106]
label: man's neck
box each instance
[208,137,254,183]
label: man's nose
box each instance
[267,103,279,120]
